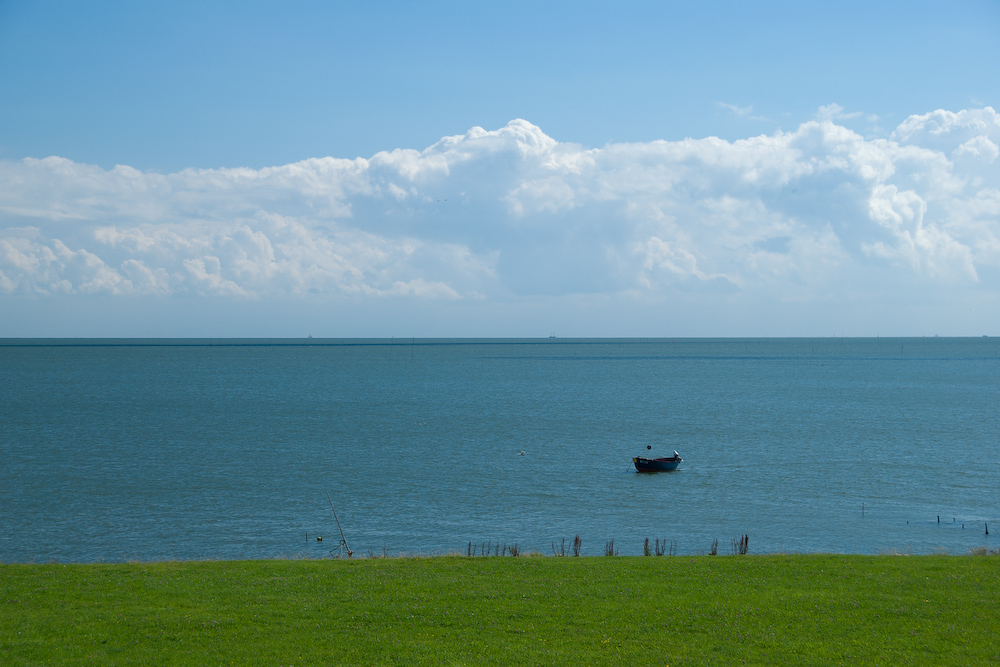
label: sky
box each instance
[1,0,998,337]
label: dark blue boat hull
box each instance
[633,456,681,472]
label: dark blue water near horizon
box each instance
[1,337,998,562]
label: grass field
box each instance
[2,553,999,665]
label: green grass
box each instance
[2,554,999,665]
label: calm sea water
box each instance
[1,338,998,562]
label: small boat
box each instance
[633,450,682,472]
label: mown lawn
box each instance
[2,554,998,665]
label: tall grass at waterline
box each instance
[2,554,999,665]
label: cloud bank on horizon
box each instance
[1,106,999,334]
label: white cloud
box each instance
[953,135,999,163]
[0,111,998,312]
[816,103,864,121]
[718,102,753,116]
[892,107,1000,156]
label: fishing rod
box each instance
[327,491,353,558]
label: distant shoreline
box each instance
[0,334,994,347]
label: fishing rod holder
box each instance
[329,537,353,558]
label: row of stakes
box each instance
[936,515,988,534]
[310,500,990,558]
[865,502,990,534]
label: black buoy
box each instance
[647,445,652,450]
[317,536,323,542]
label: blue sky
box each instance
[1,1,998,336]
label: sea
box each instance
[1,337,998,562]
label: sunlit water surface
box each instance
[2,338,998,561]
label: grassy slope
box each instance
[2,555,999,666]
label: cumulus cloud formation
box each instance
[1,109,998,305]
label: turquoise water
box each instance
[1,338,998,561]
